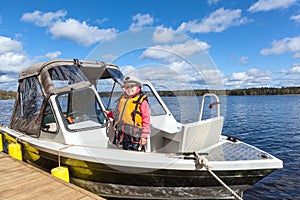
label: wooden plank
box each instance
[0,152,105,200]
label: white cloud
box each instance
[129,13,154,30]
[230,72,250,81]
[0,36,30,73]
[120,62,277,90]
[177,8,249,33]
[200,69,224,87]
[44,51,61,59]
[32,51,62,62]
[226,68,272,88]
[119,60,225,91]
[120,65,136,76]
[291,14,300,23]
[248,68,272,77]
[207,0,220,6]
[261,36,300,57]
[0,75,16,83]
[238,56,248,65]
[0,36,61,76]
[101,54,118,62]
[0,36,23,54]
[278,65,300,74]
[248,0,297,12]
[275,65,300,86]
[294,52,300,58]
[49,18,118,47]
[277,76,300,87]
[152,26,185,43]
[0,72,19,91]
[290,66,300,73]
[96,18,108,25]
[21,10,67,27]
[120,62,196,90]
[0,52,29,73]
[21,10,118,47]
[140,40,210,62]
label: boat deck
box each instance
[0,152,105,200]
[206,140,271,161]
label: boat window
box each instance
[41,102,58,133]
[106,68,124,85]
[97,79,123,110]
[18,76,44,120]
[97,79,167,116]
[142,85,167,116]
[56,87,106,131]
[49,65,88,88]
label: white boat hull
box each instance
[1,127,282,199]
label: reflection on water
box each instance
[1,95,299,199]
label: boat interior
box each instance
[98,80,224,154]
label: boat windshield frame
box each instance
[55,87,107,131]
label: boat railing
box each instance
[199,93,221,121]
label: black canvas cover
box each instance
[9,76,44,137]
[9,59,90,137]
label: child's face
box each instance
[123,84,138,96]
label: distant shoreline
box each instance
[0,90,17,100]
[1,86,300,99]
[156,86,300,96]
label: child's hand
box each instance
[140,138,147,146]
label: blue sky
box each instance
[0,0,300,91]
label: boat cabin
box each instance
[9,59,223,153]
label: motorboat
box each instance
[0,59,283,199]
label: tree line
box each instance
[1,87,300,99]
[157,87,300,96]
[0,90,17,99]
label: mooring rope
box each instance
[194,151,243,200]
[15,134,26,142]
[57,144,75,167]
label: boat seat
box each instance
[44,123,57,132]
[41,113,58,132]
[43,113,56,124]
[162,116,224,152]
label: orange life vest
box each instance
[115,93,147,128]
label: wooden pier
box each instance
[0,152,105,200]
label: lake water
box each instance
[1,95,299,199]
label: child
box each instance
[107,76,150,151]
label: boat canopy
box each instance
[78,59,124,87]
[18,59,123,97]
[9,59,121,137]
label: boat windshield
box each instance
[105,67,124,85]
[97,79,166,116]
[49,65,88,88]
[56,87,106,130]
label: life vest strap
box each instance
[131,92,147,125]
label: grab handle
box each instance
[199,93,221,121]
